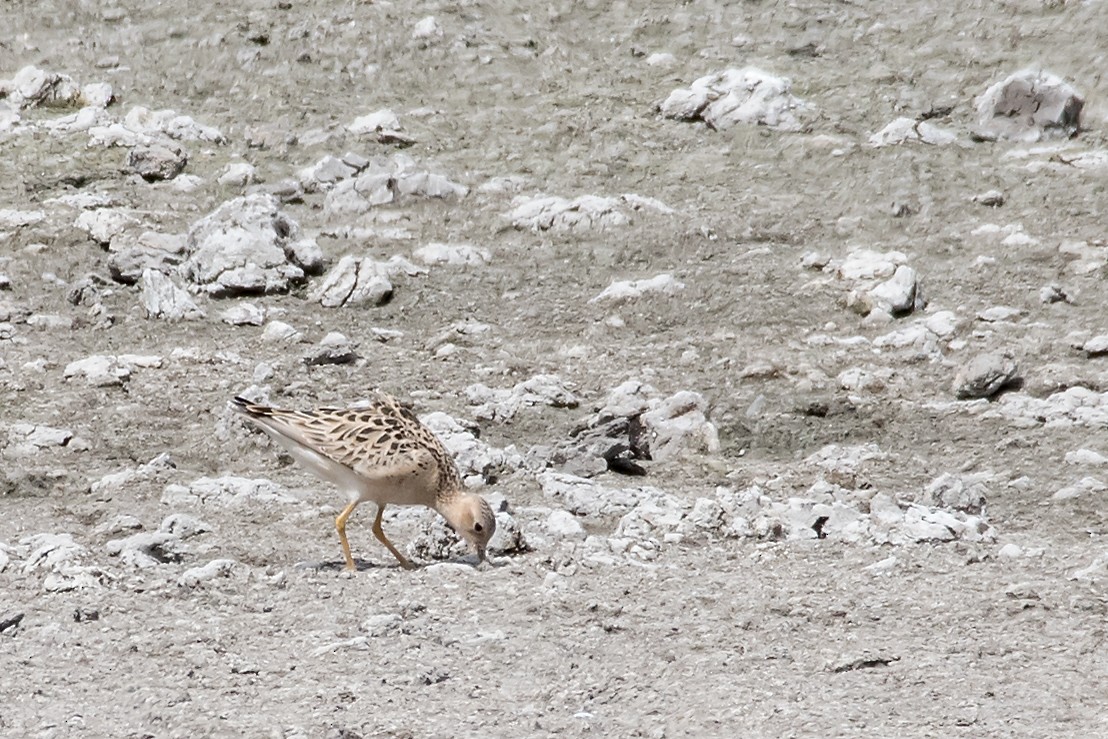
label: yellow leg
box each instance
[372,505,415,570]
[335,500,360,571]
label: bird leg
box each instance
[335,500,360,571]
[372,504,416,570]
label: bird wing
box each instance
[232,396,442,488]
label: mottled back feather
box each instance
[232,393,462,498]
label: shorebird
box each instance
[230,393,495,570]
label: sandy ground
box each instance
[2,1,1107,737]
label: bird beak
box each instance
[476,545,487,563]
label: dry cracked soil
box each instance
[1,1,1107,738]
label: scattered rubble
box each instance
[465,374,580,422]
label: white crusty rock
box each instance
[178,559,237,587]
[869,117,958,147]
[0,209,45,228]
[349,109,400,134]
[182,194,321,297]
[866,265,925,316]
[107,231,188,284]
[509,193,673,232]
[659,67,811,132]
[303,331,358,366]
[412,15,442,40]
[0,66,83,109]
[161,476,301,507]
[75,208,139,247]
[640,390,720,461]
[89,456,174,500]
[924,472,990,515]
[63,354,133,387]
[984,387,1108,429]
[953,353,1021,400]
[589,274,685,304]
[220,303,266,326]
[323,153,466,216]
[419,411,526,486]
[538,471,675,517]
[465,374,580,422]
[19,533,109,591]
[88,105,225,147]
[974,69,1083,142]
[218,162,257,187]
[311,255,425,308]
[609,483,993,560]
[106,531,185,568]
[140,269,205,321]
[261,320,303,343]
[1052,476,1105,501]
[5,424,74,457]
[413,242,490,267]
[128,143,188,181]
[1078,334,1108,357]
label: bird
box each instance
[230,393,496,570]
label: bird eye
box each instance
[474,522,483,532]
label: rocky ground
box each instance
[2,1,1107,737]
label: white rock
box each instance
[864,556,898,575]
[178,559,237,587]
[659,67,811,131]
[976,306,1023,323]
[6,423,73,448]
[310,255,393,308]
[543,509,587,541]
[0,66,82,109]
[217,162,256,187]
[161,476,301,507]
[1080,334,1108,356]
[348,109,401,135]
[924,472,990,514]
[105,531,183,568]
[413,242,491,266]
[835,249,906,280]
[63,354,132,386]
[140,269,205,321]
[465,374,579,422]
[75,208,139,246]
[867,265,924,315]
[159,513,212,539]
[419,412,526,483]
[1052,476,1105,501]
[412,16,442,39]
[997,543,1023,559]
[645,52,676,67]
[261,320,303,343]
[182,194,308,297]
[975,69,1083,142]
[0,209,45,228]
[508,193,670,232]
[589,273,685,303]
[868,117,958,147]
[220,303,266,326]
[953,353,1020,400]
[640,391,720,461]
[1064,449,1108,466]
[925,311,959,338]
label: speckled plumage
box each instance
[231,393,495,570]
